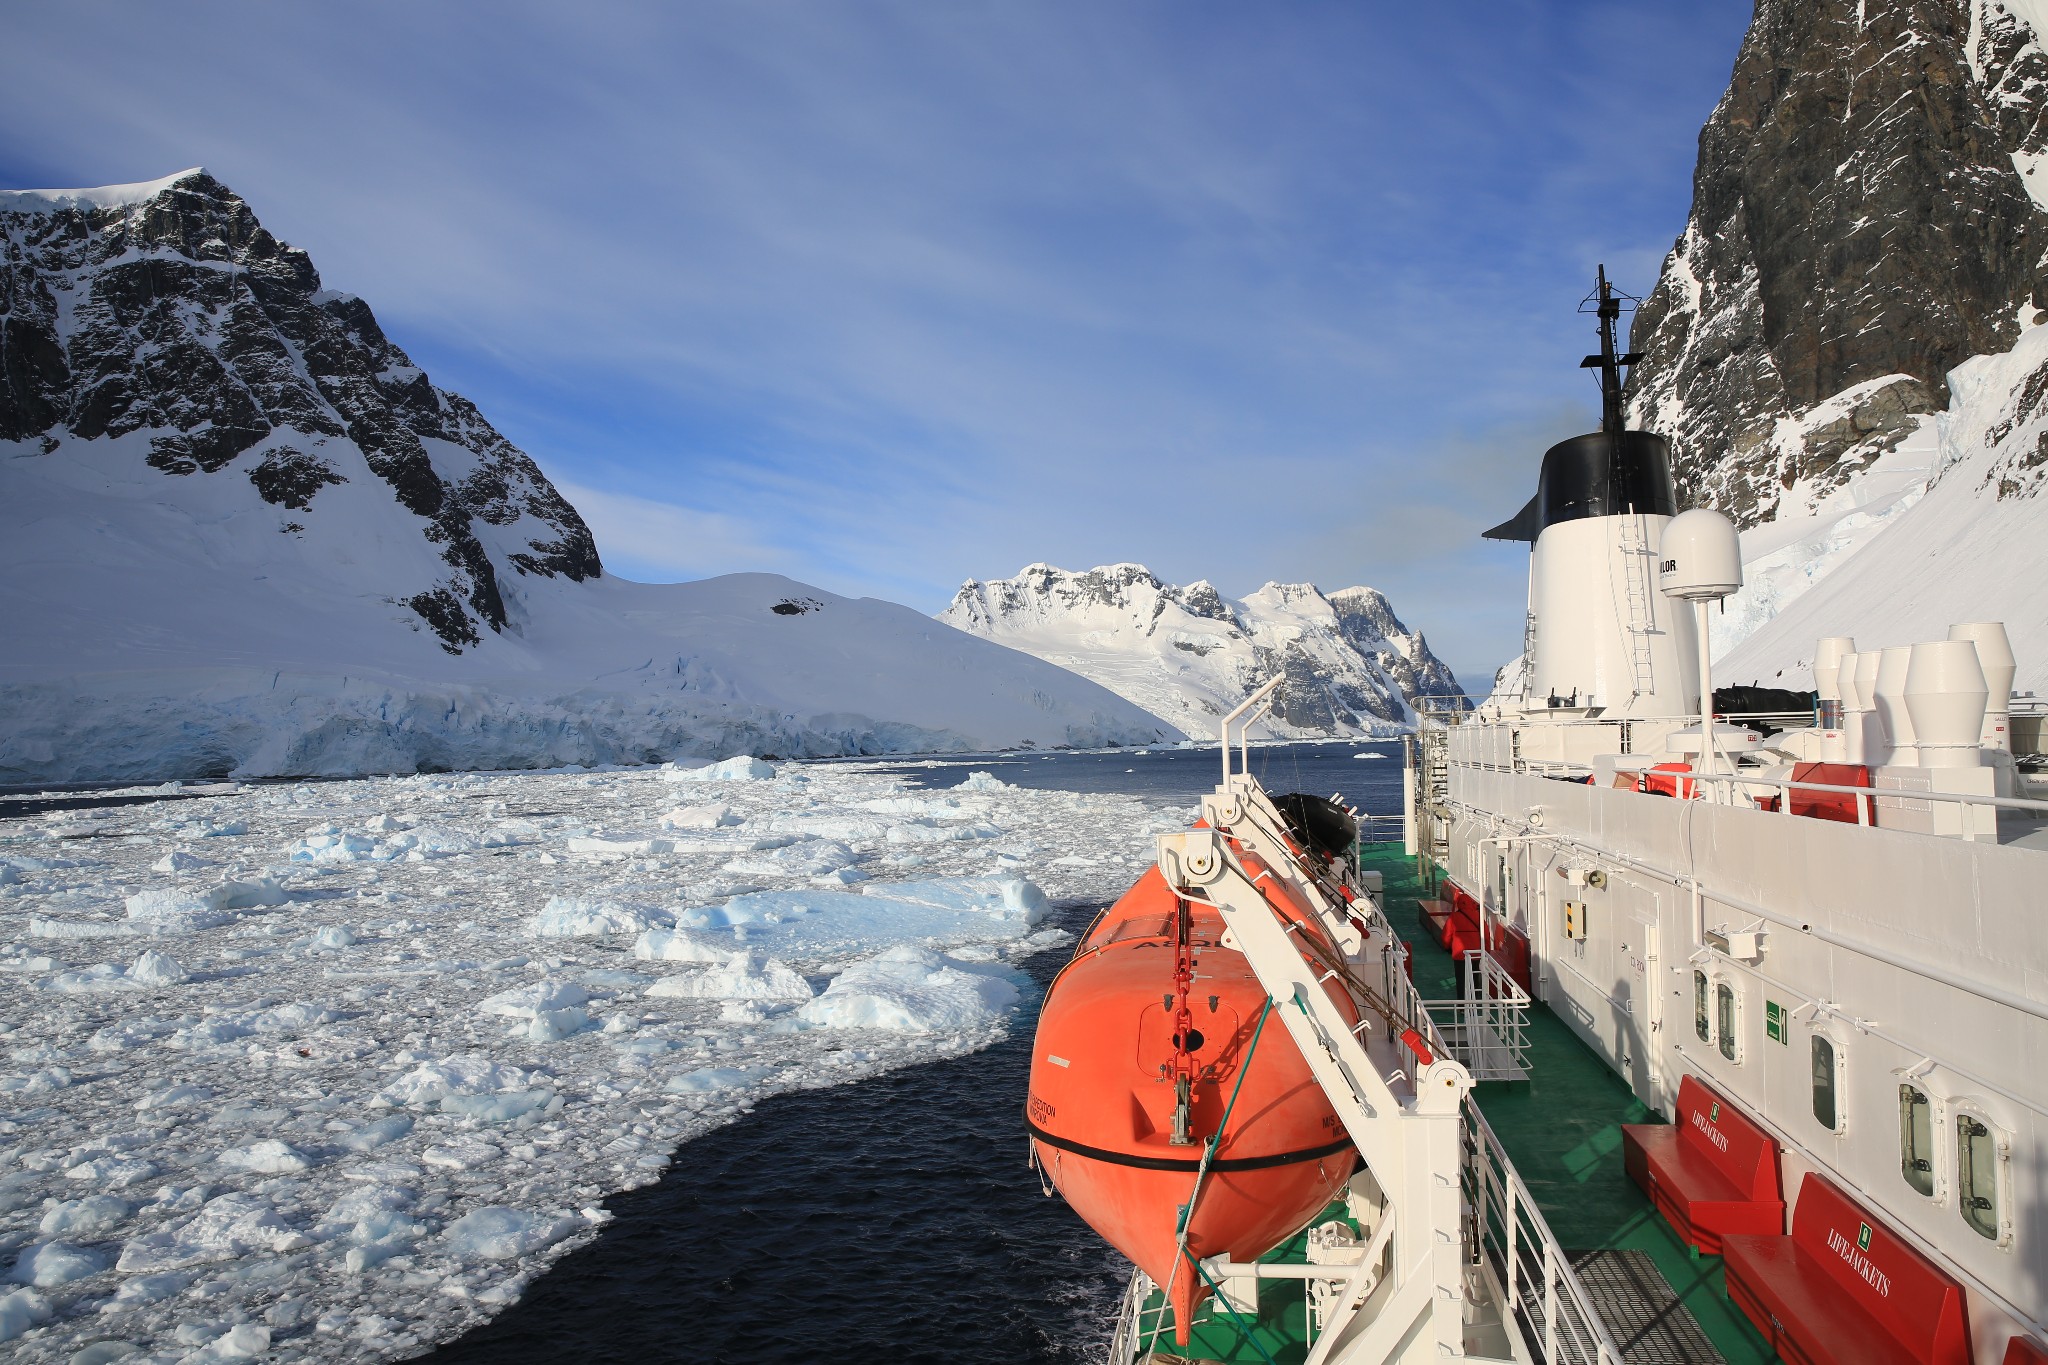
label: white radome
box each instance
[1657,508,1744,601]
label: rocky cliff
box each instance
[0,169,600,652]
[941,563,1463,737]
[1622,0,2048,694]
[1626,0,2048,525]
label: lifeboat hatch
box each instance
[1136,999,1243,1079]
[1106,914,1173,946]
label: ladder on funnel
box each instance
[1616,514,1658,705]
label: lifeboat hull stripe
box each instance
[1026,1118,1352,1173]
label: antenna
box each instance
[1578,265,1644,439]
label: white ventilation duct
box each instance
[1904,641,1989,769]
[1838,650,1867,711]
[1872,645,1917,766]
[1948,622,2015,752]
[1812,636,1854,705]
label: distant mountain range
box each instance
[941,563,1463,739]
[0,170,1172,782]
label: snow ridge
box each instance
[0,168,207,215]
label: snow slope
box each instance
[0,171,1172,782]
[0,549,1178,781]
[1718,313,2048,693]
[940,564,1462,739]
[0,758,1185,1360]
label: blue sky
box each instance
[0,1,1752,690]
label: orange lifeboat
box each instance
[1026,838,1361,1344]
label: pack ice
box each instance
[0,759,1183,1361]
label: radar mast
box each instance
[1579,264,1643,443]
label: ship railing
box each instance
[1463,1100,1625,1365]
[1356,812,1404,845]
[1105,1265,1157,1365]
[1415,694,1473,728]
[1422,950,1529,1082]
[1684,767,2048,845]
[1485,757,2048,841]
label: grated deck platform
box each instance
[1557,1249,1723,1364]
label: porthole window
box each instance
[1811,1036,1839,1131]
[1693,971,1710,1043]
[1716,982,1739,1061]
[1899,1085,1933,1196]
[1957,1114,2001,1241]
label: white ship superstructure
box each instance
[1412,272,2048,1362]
[1059,271,2045,1365]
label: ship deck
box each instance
[1131,843,1773,1365]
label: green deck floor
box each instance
[1133,844,1776,1364]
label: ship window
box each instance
[1693,971,1710,1043]
[1810,1035,1838,1131]
[1957,1114,2001,1241]
[1716,982,1738,1061]
[1899,1085,1934,1196]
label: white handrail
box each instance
[1464,1099,1622,1365]
[1219,674,1285,788]
[1685,767,2048,814]
[1475,756,2048,816]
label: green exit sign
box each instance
[1765,1000,1786,1044]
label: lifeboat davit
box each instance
[1026,818,1362,1345]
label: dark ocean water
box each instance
[878,737,1408,822]
[423,741,1408,1365]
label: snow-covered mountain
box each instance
[0,171,1174,783]
[940,563,1462,738]
[1618,0,2048,694]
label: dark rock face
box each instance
[1329,586,1464,709]
[0,171,602,649]
[247,447,346,510]
[1981,352,2048,497]
[1626,0,2048,525]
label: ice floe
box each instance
[644,950,812,1002]
[663,756,776,783]
[797,944,1022,1032]
[528,897,673,938]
